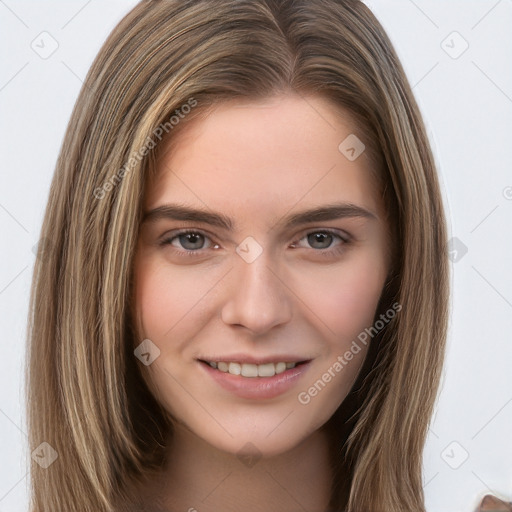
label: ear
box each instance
[478,494,512,512]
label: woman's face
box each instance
[133,93,391,458]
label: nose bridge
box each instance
[221,245,292,333]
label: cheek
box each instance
[133,258,213,345]
[135,268,177,341]
[295,253,387,343]
[293,257,387,415]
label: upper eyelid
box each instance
[305,228,350,240]
[159,228,218,244]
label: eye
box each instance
[159,230,218,254]
[158,228,350,259]
[291,229,350,253]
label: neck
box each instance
[137,421,334,512]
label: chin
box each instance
[205,430,306,460]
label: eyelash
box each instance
[158,228,351,258]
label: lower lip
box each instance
[198,360,312,400]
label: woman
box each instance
[26,0,471,510]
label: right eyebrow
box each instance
[141,204,233,230]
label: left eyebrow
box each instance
[278,203,378,230]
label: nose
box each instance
[220,251,293,335]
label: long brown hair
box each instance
[25,1,449,510]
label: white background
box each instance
[0,1,511,511]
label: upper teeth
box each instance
[208,361,297,377]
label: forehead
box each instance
[145,94,384,224]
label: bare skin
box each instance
[133,421,332,512]
[132,93,391,511]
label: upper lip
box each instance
[198,354,312,365]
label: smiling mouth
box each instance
[198,360,310,378]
